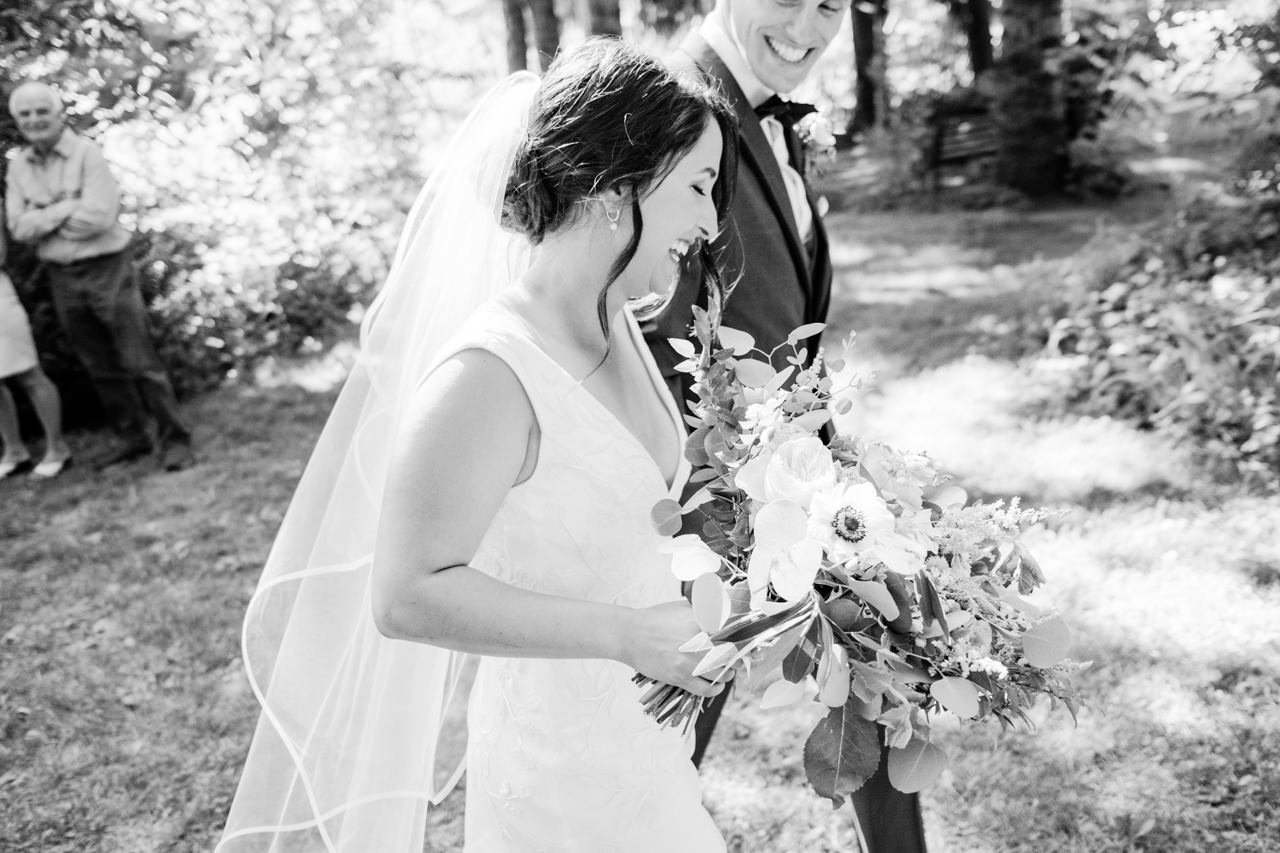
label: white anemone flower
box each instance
[807,482,927,575]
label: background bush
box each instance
[1029,7,1280,487]
[1042,193,1280,485]
[2,0,501,422]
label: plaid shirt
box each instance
[5,129,131,264]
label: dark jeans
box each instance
[693,688,928,853]
[45,247,189,448]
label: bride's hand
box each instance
[619,601,732,697]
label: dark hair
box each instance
[502,37,738,342]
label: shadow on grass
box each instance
[930,639,1280,852]
[958,479,1195,516]
[828,289,1053,377]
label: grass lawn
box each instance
[3,178,1278,851]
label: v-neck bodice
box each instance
[432,299,692,600]
[478,300,689,493]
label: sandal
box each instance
[31,455,72,480]
[0,455,33,479]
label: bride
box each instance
[216,39,739,852]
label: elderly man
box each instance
[646,1,929,851]
[5,81,192,471]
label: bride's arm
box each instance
[371,348,722,697]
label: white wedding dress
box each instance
[438,299,725,852]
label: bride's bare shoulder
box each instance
[411,346,534,435]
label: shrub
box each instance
[1043,193,1280,485]
[8,211,389,422]
[134,217,388,399]
[1230,108,1280,198]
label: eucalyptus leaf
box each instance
[688,467,719,484]
[794,409,832,432]
[649,499,683,537]
[802,698,882,806]
[886,659,933,688]
[1000,587,1044,618]
[887,738,947,793]
[846,579,899,621]
[669,337,697,358]
[658,535,721,581]
[717,325,755,354]
[932,676,982,718]
[929,485,968,510]
[691,572,728,634]
[681,486,714,513]
[704,427,730,459]
[1022,614,1072,667]
[734,359,776,387]
[765,365,797,395]
[787,322,827,345]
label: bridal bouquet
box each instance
[635,292,1081,803]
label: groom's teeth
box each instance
[766,36,808,64]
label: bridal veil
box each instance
[216,72,538,853]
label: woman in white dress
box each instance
[217,40,739,852]
[0,231,71,479]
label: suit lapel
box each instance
[677,33,809,285]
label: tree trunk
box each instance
[990,0,1068,195]
[527,0,561,71]
[586,0,622,36]
[503,0,529,72]
[965,0,994,76]
[849,0,888,135]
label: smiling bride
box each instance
[215,39,740,853]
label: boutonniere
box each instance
[796,112,837,180]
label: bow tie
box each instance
[754,95,817,127]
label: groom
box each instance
[645,1,928,851]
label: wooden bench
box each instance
[926,111,999,190]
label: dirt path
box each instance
[811,148,1207,378]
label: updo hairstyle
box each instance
[502,38,738,339]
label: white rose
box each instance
[763,436,837,508]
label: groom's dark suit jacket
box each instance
[644,32,832,403]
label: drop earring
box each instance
[606,206,620,232]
